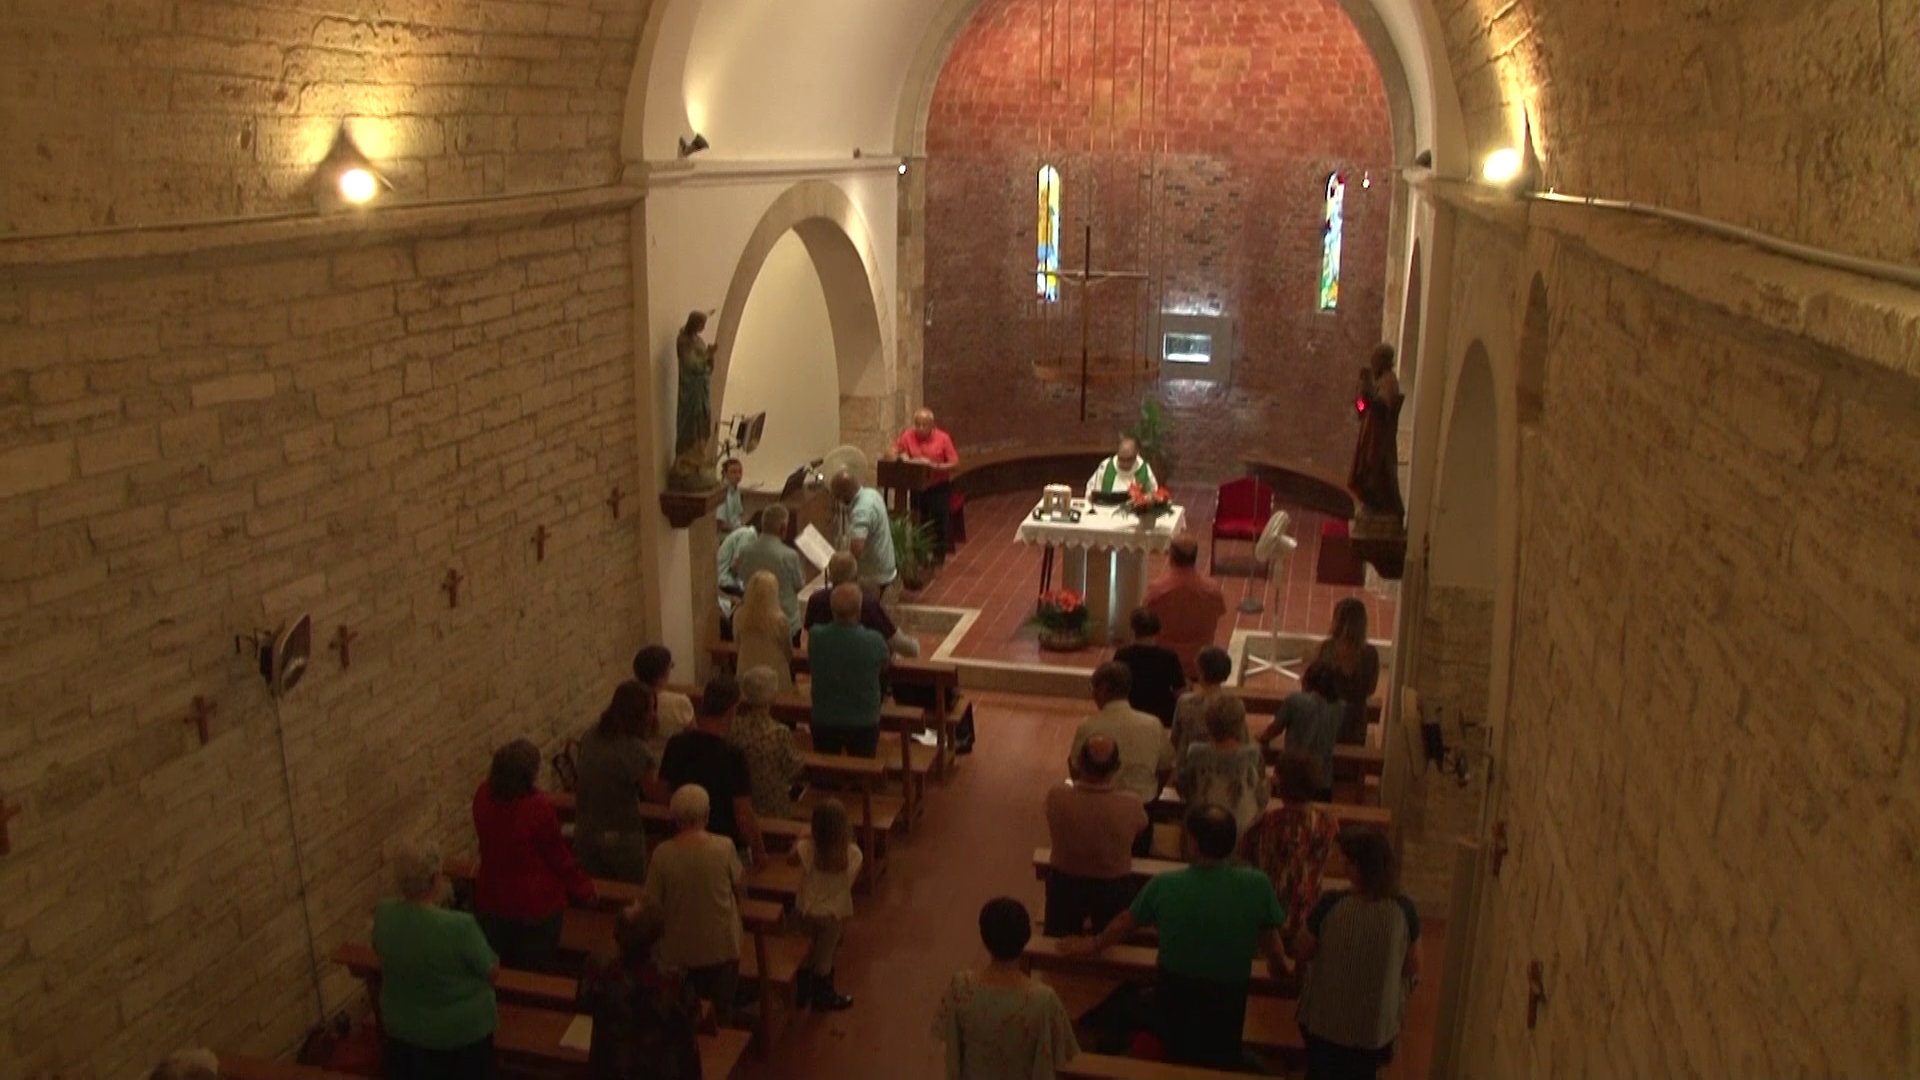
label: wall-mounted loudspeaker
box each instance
[257,614,313,697]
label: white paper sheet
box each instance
[795,524,836,571]
[559,1014,593,1052]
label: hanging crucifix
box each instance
[1053,224,1149,422]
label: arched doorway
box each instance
[1432,344,1497,589]
[709,180,893,466]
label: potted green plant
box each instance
[1127,394,1175,483]
[891,513,938,592]
[1029,589,1091,651]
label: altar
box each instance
[1015,497,1187,645]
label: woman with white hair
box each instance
[734,570,795,693]
[373,839,500,1079]
[643,784,747,1025]
[727,665,807,819]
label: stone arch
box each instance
[1431,342,1498,588]
[708,180,893,448]
[1516,273,1549,424]
[1398,241,1425,424]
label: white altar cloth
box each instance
[1015,499,1187,644]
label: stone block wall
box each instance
[1455,218,1920,1077]
[0,207,644,1075]
[924,0,1394,482]
[1432,0,1919,265]
[1,0,645,235]
[1396,583,1493,918]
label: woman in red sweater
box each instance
[473,739,595,973]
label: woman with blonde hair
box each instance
[735,570,795,693]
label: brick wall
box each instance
[1433,0,1919,265]
[0,208,643,1075]
[1456,221,1920,1077]
[0,0,644,235]
[924,0,1393,483]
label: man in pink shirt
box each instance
[887,407,961,560]
[1145,535,1228,679]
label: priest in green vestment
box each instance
[1085,437,1156,500]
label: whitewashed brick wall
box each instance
[0,0,646,235]
[0,207,644,1076]
[1432,0,1918,265]
[1398,583,1494,919]
[1455,218,1920,1078]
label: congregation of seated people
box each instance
[169,503,1402,1080]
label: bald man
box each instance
[1045,733,1150,935]
[829,471,898,609]
[889,407,961,559]
[806,583,892,757]
[804,552,920,657]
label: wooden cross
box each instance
[606,487,624,521]
[0,793,21,856]
[330,624,358,670]
[1051,224,1149,422]
[442,568,465,609]
[532,524,550,562]
[186,695,217,746]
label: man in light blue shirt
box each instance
[718,517,757,598]
[830,470,896,606]
[732,503,805,639]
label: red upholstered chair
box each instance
[946,490,967,551]
[1210,476,1275,574]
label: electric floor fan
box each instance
[1240,510,1301,683]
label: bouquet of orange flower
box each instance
[1128,481,1173,521]
[1031,589,1090,633]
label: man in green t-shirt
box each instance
[1064,803,1287,1070]
[807,583,892,757]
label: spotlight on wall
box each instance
[678,133,710,158]
[898,160,908,176]
[314,128,389,212]
[1481,147,1525,185]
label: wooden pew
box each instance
[442,853,802,911]
[551,793,811,850]
[1029,848,1351,896]
[1022,936,1297,997]
[333,945,760,1074]
[215,1056,362,1080]
[795,746,895,883]
[1148,792,1391,833]
[1062,1051,1287,1079]
[708,642,968,782]
[666,681,921,838]
[493,1001,752,1078]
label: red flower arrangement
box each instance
[1031,588,1090,633]
[1128,481,1173,520]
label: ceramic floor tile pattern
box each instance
[739,691,1440,1080]
[909,484,1399,675]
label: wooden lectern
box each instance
[876,459,951,527]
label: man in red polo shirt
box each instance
[887,407,961,561]
[1145,534,1228,679]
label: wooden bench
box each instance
[1022,936,1297,997]
[708,642,968,783]
[795,746,899,883]
[1030,848,1352,897]
[215,1056,362,1080]
[551,794,812,849]
[1061,1049,1291,1078]
[668,679,929,835]
[334,944,766,1071]
[1148,793,1391,833]
[442,854,802,911]
[493,1001,752,1078]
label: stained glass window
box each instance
[1037,164,1061,302]
[1319,172,1345,312]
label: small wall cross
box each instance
[0,794,21,856]
[331,624,359,670]
[442,569,465,609]
[607,487,624,521]
[186,695,217,746]
[533,524,551,562]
